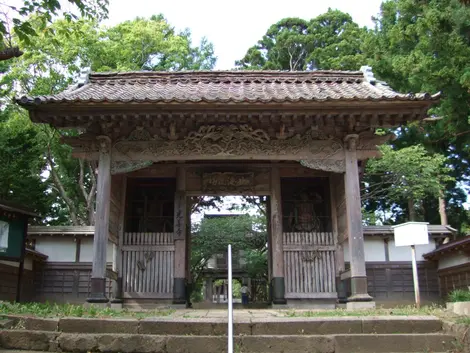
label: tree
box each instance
[235,9,367,71]
[363,144,454,222]
[362,0,470,230]
[3,16,217,224]
[0,108,51,218]
[236,18,310,70]
[0,0,108,61]
[90,15,216,71]
[190,214,267,288]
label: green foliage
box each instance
[235,9,367,70]
[365,144,453,221]
[232,280,242,299]
[0,0,108,52]
[190,214,267,284]
[448,289,470,302]
[0,108,50,217]
[2,15,216,224]
[283,304,442,317]
[90,15,216,72]
[237,3,470,230]
[0,301,175,318]
[362,0,470,228]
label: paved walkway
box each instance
[166,309,288,320]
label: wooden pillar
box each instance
[270,166,286,304]
[205,277,213,302]
[88,136,111,303]
[330,174,346,302]
[111,175,126,303]
[173,166,187,304]
[344,134,373,303]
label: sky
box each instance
[104,0,384,70]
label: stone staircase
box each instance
[0,315,458,353]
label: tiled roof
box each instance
[16,68,440,106]
[423,236,470,260]
[364,225,456,236]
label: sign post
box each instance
[227,244,233,353]
[392,222,429,309]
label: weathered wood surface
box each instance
[330,174,344,276]
[271,166,284,279]
[344,135,366,279]
[92,137,112,279]
[121,232,174,298]
[34,262,113,303]
[364,262,438,300]
[438,262,470,298]
[174,167,186,282]
[28,226,95,235]
[108,174,123,245]
[283,231,336,298]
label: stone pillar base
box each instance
[346,301,376,310]
[336,276,348,303]
[87,277,109,303]
[110,302,123,310]
[272,277,286,305]
[173,277,186,305]
[349,276,373,302]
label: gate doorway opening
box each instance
[189,196,270,308]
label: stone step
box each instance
[5,315,443,335]
[0,331,456,353]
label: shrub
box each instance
[448,289,470,302]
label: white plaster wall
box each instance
[343,238,386,262]
[364,238,386,262]
[388,239,436,261]
[80,238,114,263]
[35,237,76,262]
[438,253,470,270]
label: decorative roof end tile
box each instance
[360,65,376,84]
[77,67,91,87]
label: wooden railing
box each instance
[283,232,336,299]
[121,232,174,298]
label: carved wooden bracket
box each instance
[111,160,153,175]
[112,124,344,159]
[96,135,111,154]
[300,159,345,173]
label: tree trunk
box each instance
[47,156,80,226]
[439,191,448,225]
[79,159,97,226]
[408,198,417,221]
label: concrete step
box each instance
[5,315,444,335]
[0,331,456,353]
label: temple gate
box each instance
[17,68,439,308]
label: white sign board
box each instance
[392,222,429,247]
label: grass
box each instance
[448,289,470,303]
[281,304,444,318]
[456,316,470,325]
[0,301,455,321]
[0,301,175,318]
